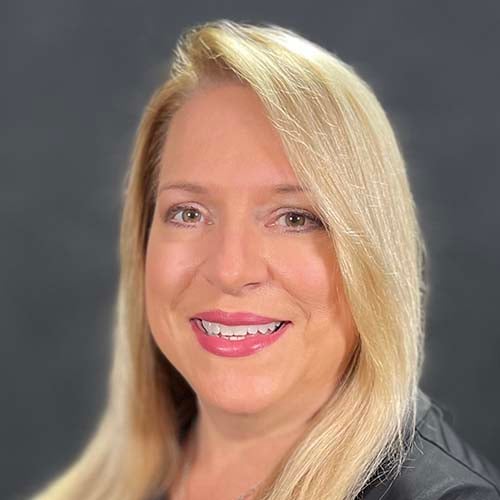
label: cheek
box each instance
[279,239,356,375]
[144,228,200,302]
[276,237,338,313]
[144,229,200,359]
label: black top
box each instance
[359,390,500,499]
[150,390,500,500]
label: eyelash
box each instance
[161,204,324,233]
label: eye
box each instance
[162,204,205,228]
[275,210,324,232]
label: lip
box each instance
[190,319,291,357]
[193,309,286,326]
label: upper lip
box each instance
[193,309,288,326]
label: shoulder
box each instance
[360,390,500,500]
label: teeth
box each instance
[200,320,283,337]
[257,325,272,334]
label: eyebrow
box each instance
[158,182,309,195]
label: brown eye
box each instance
[284,212,306,227]
[180,208,201,223]
[163,205,205,227]
[276,210,324,232]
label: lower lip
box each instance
[190,319,291,358]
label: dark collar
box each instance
[416,388,433,428]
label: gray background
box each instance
[2,1,499,499]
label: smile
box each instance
[197,319,285,339]
[190,319,291,357]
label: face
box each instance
[145,82,358,416]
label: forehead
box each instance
[158,82,301,193]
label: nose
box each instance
[201,217,269,295]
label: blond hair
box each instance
[32,19,427,500]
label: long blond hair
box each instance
[32,19,427,500]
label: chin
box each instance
[194,371,290,416]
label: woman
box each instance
[33,20,499,500]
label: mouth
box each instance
[190,318,292,357]
[192,318,290,341]
[192,309,287,326]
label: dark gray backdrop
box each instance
[2,1,499,499]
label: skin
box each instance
[145,81,358,499]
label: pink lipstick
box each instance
[190,319,290,357]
